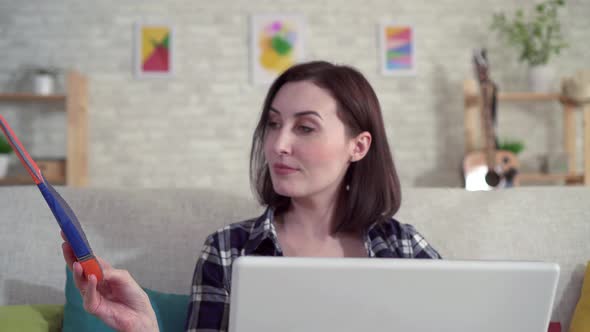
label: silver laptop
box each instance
[228,257,559,332]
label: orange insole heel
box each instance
[79,257,104,283]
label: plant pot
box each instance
[528,64,556,93]
[0,155,9,178]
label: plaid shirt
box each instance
[184,207,441,332]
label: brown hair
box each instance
[250,61,401,234]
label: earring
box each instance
[346,184,350,191]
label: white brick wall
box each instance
[1,0,588,195]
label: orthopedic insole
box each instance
[0,115,102,282]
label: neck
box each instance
[281,185,343,239]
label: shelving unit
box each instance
[0,70,88,187]
[464,79,590,186]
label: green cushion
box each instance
[62,267,190,332]
[0,304,63,332]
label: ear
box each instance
[349,131,372,162]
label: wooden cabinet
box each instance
[0,70,88,187]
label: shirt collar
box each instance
[243,207,393,258]
[365,221,397,258]
[243,207,282,256]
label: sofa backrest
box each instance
[0,186,588,330]
[399,187,590,332]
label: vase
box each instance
[33,73,56,95]
[528,64,556,93]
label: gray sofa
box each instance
[1,186,589,331]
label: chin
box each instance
[272,185,297,198]
[271,181,304,198]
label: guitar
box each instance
[463,49,520,191]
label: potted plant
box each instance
[0,135,13,178]
[491,0,568,92]
[498,138,525,156]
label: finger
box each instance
[83,274,101,315]
[60,230,67,242]
[95,256,113,271]
[62,242,76,271]
[104,268,144,297]
[72,261,89,291]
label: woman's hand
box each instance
[61,231,159,332]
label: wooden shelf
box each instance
[519,173,584,184]
[0,71,88,187]
[0,159,66,186]
[463,79,580,107]
[465,92,577,106]
[464,78,590,187]
[0,93,67,102]
[0,175,66,186]
[498,93,561,102]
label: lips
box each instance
[272,163,299,175]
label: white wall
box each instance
[1,0,588,195]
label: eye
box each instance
[297,125,314,134]
[266,120,280,129]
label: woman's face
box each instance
[263,81,357,200]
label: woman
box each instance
[61,61,440,332]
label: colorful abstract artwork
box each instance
[134,23,174,78]
[250,15,305,84]
[379,23,416,76]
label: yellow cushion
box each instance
[570,261,590,332]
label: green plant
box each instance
[491,0,568,66]
[0,136,13,154]
[498,138,525,155]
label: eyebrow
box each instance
[269,107,323,120]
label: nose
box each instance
[272,127,292,156]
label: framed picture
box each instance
[378,23,416,76]
[134,23,174,78]
[250,14,306,85]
